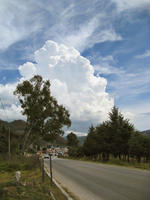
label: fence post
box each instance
[49,154,53,186]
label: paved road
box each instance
[45,158,150,200]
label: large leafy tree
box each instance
[108,106,134,159]
[83,125,99,157]
[67,132,79,147]
[14,75,71,149]
[129,131,150,162]
[95,121,111,161]
[83,106,135,161]
[67,132,80,157]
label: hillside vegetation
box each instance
[141,130,150,137]
[0,119,67,155]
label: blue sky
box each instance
[0,0,150,133]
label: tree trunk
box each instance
[102,152,105,161]
[119,154,121,160]
[123,154,126,161]
[106,153,109,161]
[127,154,130,162]
[137,155,141,163]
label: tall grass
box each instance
[0,154,40,172]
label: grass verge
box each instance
[0,155,67,200]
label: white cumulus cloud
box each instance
[31,41,114,122]
[121,103,150,131]
[0,104,25,122]
[0,40,114,131]
[0,83,25,121]
[0,83,17,105]
[19,62,37,78]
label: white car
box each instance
[43,154,49,159]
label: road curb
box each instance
[44,164,74,200]
[53,178,74,200]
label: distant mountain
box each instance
[9,120,26,135]
[141,130,150,137]
[0,119,26,135]
[0,119,67,146]
[10,120,26,130]
[0,119,8,126]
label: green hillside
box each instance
[0,119,66,146]
[141,130,150,137]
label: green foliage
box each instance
[68,146,84,157]
[0,125,8,153]
[67,132,79,147]
[129,131,150,162]
[78,136,86,145]
[108,106,134,157]
[83,125,99,156]
[81,106,150,163]
[14,75,71,149]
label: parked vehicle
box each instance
[58,152,64,157]
[43,154,49,159]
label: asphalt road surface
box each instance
[45,158,150,200]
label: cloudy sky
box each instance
[0,0,150,134]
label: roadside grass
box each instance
[101,157,150,170]
[0,155,39,172]
[0,155,67,200]
[66,156,150,171]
